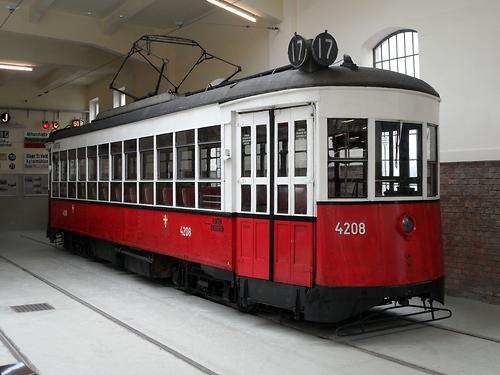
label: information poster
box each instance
[24,174,48,196]
[24,150,49,171]
[0,174,19,196]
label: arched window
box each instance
[373,30,419,78]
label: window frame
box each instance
[373,29,419,78]
[327,118,369,199]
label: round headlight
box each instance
[401,215,415,234]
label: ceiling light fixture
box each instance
[206,0,257,23]
[0,64,33,72]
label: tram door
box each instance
[235,111,271,280]
[273,106,315,287]
[235,107,314,287]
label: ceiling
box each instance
[0,0,282,104]
[50,0,214,30]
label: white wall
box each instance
[268,0,500,162]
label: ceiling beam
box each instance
[36,68,89,90]
[29,0,56,23]
[100,0,156,35]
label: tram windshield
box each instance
[375,121,422,196]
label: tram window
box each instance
[241,126,251,177]
[199,182,221,210]
[125,139,137,180]
[77,148,86,181]
[68,182,76,198]
[427,125,438,197]
[176,130,195,179]
[256,185,267,213]
[60,182,68,198]
[68,149,76,181]
[327,119,368,198]
[157,133,173,180]
[87,182,97,200]
[256,125,267,177]
[98,182,109,201]
[199,126,221,179]
[124,182,137,203]
[294,120,307,176]
[277,185,288,213]
[77,182,86,199]
[61,150,68,181]
[277,123,288,177]
[140,137,154,180]
[139,182,153,204]
[52,152,59,182]
[99,144,109,181]
[176,182,195,207]
[52,183,59,198]
[111,182,122,202]
[87,146,97,181]
[111,142,122,180]
[156,182,173,206]
[375,121,422,196]
[294,185,307,215]
[241,185,251,212]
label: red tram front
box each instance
[47,53,444,323]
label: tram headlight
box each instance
[401,215,416,234]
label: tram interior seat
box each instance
[141,185,154,205]
[88,184,97,200]
[182,186,195,207]
[113,185,122,201]
[128,186,137,203]
[161,186,173,205]
[200,186,221,209]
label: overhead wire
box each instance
[0,0,24,30]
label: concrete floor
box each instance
[0,231,499,375]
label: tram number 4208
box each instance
[335,222,366,235]
[180,226,192,237]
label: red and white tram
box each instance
[47,39,444,323]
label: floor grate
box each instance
[10,303,54,313]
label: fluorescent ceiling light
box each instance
[206,0,257,23]
[0,64,33,72]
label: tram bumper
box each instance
[303,276,445,323]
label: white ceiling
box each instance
[51,0,214,29]
[0,0,281,94]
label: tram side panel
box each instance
[315,201,444,287]
[235,217,270,280]
[50,201,234,271]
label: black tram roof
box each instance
[49,65,439,142]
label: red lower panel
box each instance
[50,200,233,271]
[316,201,444,287]
[235,217,269,280]
[274,220,314,287]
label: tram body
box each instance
[47,66,444,322]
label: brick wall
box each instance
[440,161,500,304]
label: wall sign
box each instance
[1,112,10,124]
[24,174,48,196]
[0,174,18,196]
[24,151,49,171]
[0,130,11,146]
[24,130,49,149]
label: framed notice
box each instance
[0,174,19,197]
[24,174,48,196]
[24,150,49,172]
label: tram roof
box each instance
[49,65,440,142]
